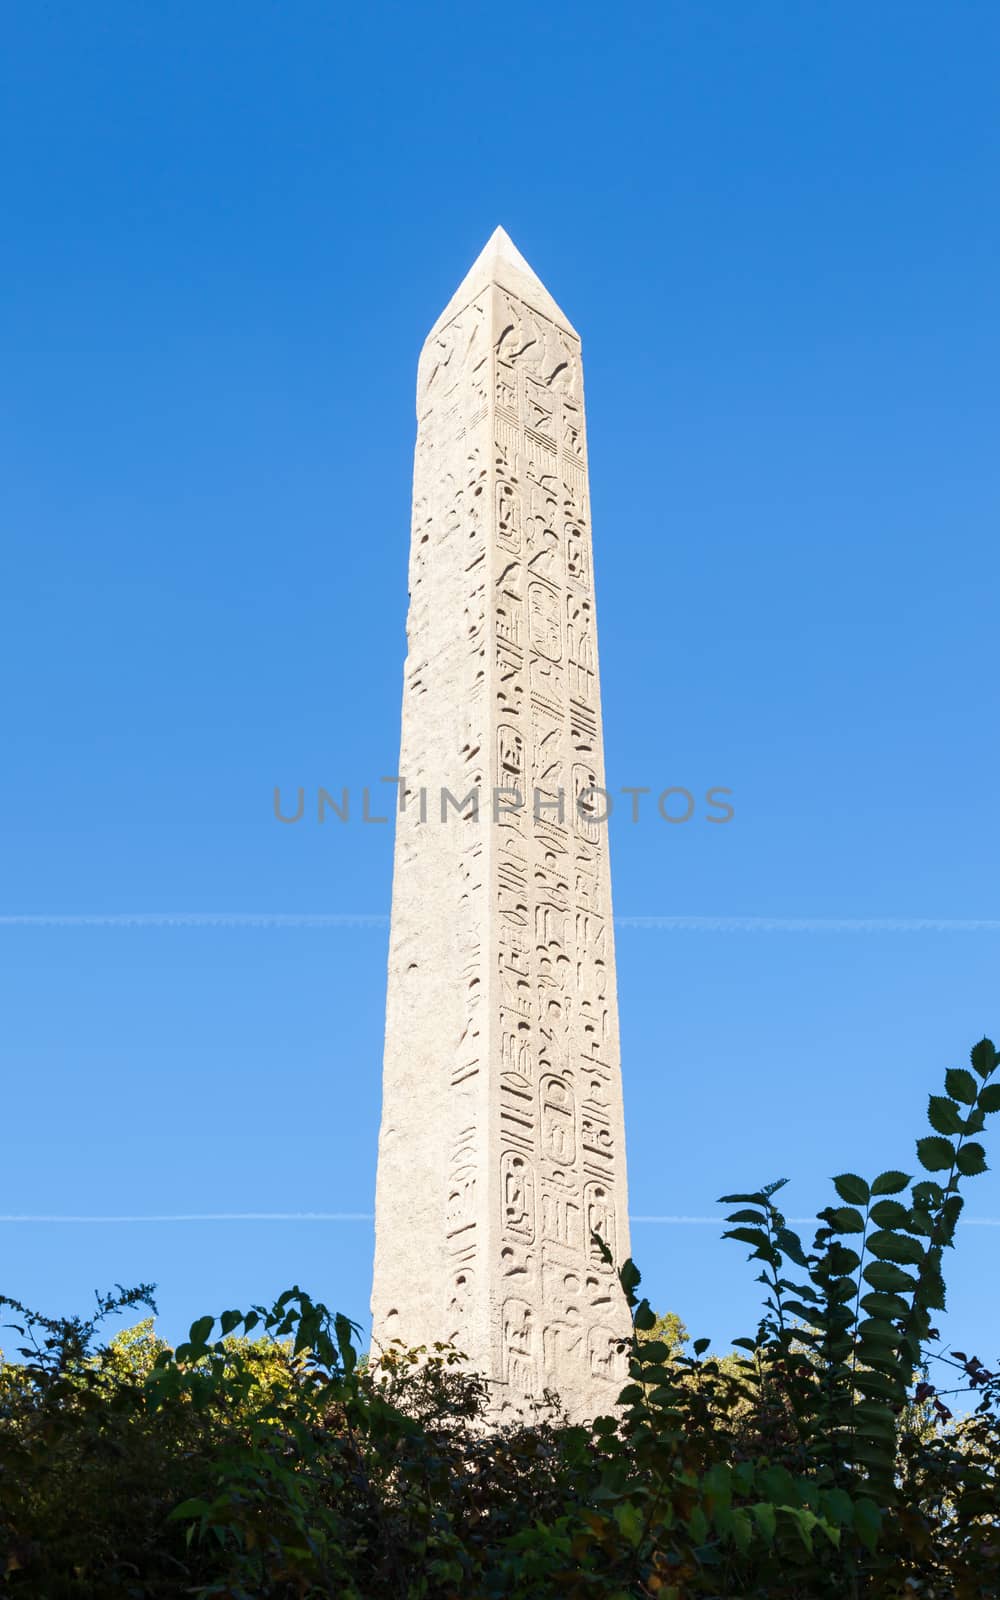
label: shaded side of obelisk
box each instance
[371,230,631,1421]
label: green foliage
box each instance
[1,1036,999,1597]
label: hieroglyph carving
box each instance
[372,230,630,1423]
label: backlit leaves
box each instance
[871,1170,910,1195]
[832,1173,870,1205]
[863,1260,917,1293]
[860,1291,908,1319]
[916,1136,955,1172]
[945,1067,978,1104]
[927,1096,963,1136]
[866,1229,925,1265]
[956,1141,988,1177]
[826,1206,865,1234]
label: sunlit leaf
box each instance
[750,1502,776,1543]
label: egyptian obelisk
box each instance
[371,229,630,1421]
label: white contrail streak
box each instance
[1,913,999,933]
[616,916,1000,934]
[0,1212,376,1224]
[0,913,388,929]
[1,1212,998,1226]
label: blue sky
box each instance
[1,2,998,1364]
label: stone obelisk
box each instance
[371,229,630,1422]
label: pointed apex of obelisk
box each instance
[426,226,578,342]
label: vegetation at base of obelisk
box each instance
[2,1039,999,1597]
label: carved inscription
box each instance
[373,234,629,1424]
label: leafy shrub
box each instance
[1,1037,998,1596]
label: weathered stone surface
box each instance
[371,229,630,1422]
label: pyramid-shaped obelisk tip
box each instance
[426,225,577,341]
[481,225,535,278]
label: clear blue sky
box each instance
[2,2,998,1363]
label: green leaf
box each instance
[758,1465,800,1505]
[723,1227,770,1250]
[871,1169,910,1195]
[619,1259,642,1294]
[906,1207,934,1236]
[693,1337,710,1356]
[687,1505,708,1544]
[826,1247,862,1274]
[827,1275,858,1303]
[978,1084,1000,1114]
[718,1190,767,1206]
[849,1438,896,1469]
[775,1227,809,1266]
[856,1370,906,1402]
[852,1401,898,1438]
[911,1181,943,1211]
[916,1136,955,1172]
[168,1497,212,1522]
[956,1142,988,1177]
[219,1310,242,1337]
[856,1317,904,1352]
[863,1260,917,1293]
[860,1290,908,1319]
[942,1192,964,1222]
[613,1501,644,1548]
[970,1037,997,1078]
[869,1199,908,1228]
[833,1173,870,1205]
[946,1068,978,1105]
[189,1316,214,1346]
[827,1206,865,1234]
[821,1488,855,1527]
[920,1254,947,1311]
[786,1506,816,1554]
[725,1208,768,1224]
[927,1096,964,1135]
[750,1502,776,1544]
[866,1229,925,1265]
[852,1497,882,1552]
[634,1299,656,1332]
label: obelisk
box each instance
[371,229,630,1422]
